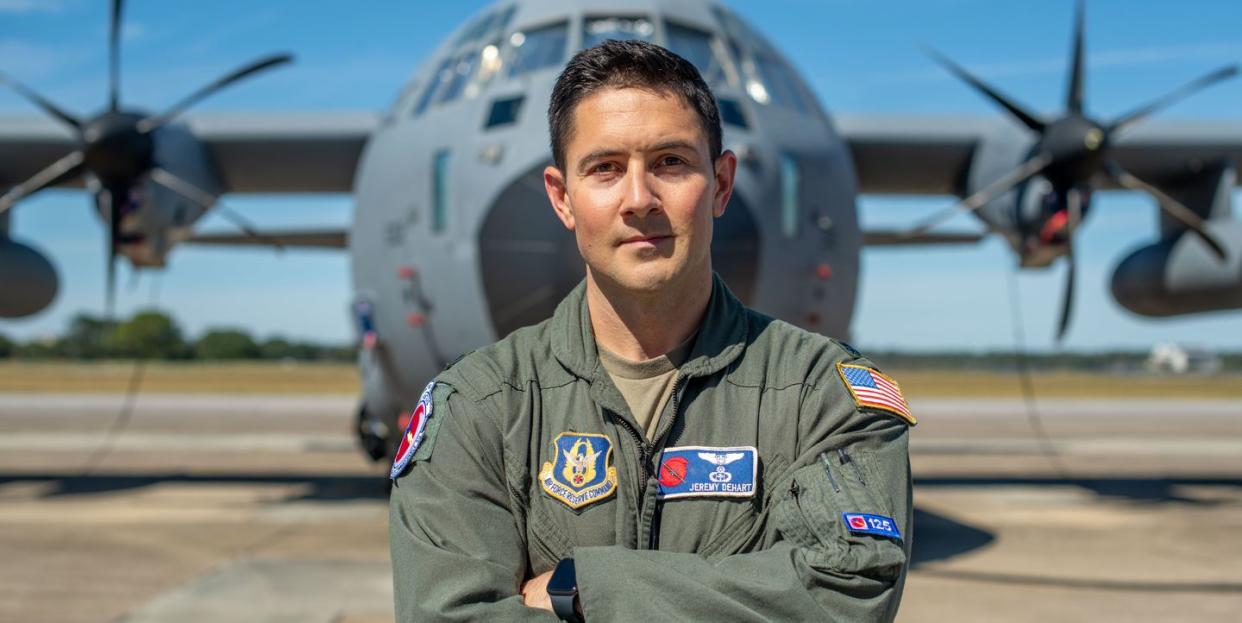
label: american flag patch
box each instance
[837,363,916,425]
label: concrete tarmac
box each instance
[0,393,1239,622]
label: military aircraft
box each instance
[1,0,1239,462]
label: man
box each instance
[390,40,914,621]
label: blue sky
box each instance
[1,0,1240,351]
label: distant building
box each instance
[1146,343,1222,375]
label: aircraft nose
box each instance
[479,167,586,338]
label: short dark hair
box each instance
[548,39,722,171]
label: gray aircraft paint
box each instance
[350,0,858,417]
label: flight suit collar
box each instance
[551,273,749,383]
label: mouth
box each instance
[618,234,672,246]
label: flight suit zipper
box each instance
[647,374,688,550]
[616,418,651,499]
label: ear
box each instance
[544,165,575,230]
[711,150,738,218]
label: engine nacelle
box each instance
[1111,220,1242,317]
[0,239,58,318]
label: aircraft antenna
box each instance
[80,277,159,475]
[1006,267,1071,480]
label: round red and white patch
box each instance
[658,456,689,487]
[390,381,435,480]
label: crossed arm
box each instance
[389,389,912,622]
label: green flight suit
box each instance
[390,275,914,621]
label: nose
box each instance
[620,164,659,218]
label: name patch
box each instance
[656,446,758,500]
[539,432,618,510]
[842,512,902,539]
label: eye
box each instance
[657,155,686,167]
[590,162,619,175]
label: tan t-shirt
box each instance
[598,335,695,441]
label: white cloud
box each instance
[0,39,80,78]
[122,21,145,41]
[0,0,65,13]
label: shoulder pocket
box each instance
[411,383,454,464]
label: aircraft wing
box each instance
[0,112,379,193]
[184,229,348,249]
[836,114,1242,196]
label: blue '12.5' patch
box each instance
[842,512,902,539]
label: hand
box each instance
[521,570,554,612]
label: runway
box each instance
[1,393,1239,622]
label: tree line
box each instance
[0,309,353,361]
[3,312,1240,369]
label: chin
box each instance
[602,262,680,294]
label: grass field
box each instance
[1,361,1240,398]
[0,361,359,394]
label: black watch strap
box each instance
[550,592,580,622]
[548,558,582,622]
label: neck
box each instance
[586,268,712,362]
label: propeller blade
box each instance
[108,0,123,111]
[148,167,285,251]
[148,167,217,209]
[214,206,286,252]
[104,186,127,318]
[0,72,82,132]
[1066,0,1086,114]
[902,151,1053,238]
[1105,161,1229,260]
[1055,188,1084,342]
[0,150,85,216]
[1109,65,1239,133]
[137,53,293,133]
[924,47,1045,132]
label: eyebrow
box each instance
[575,140,701,172]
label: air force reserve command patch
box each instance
[539,433,618,510]
[656,446,758,500]
[389,381,436,480]
[836,363,917,425]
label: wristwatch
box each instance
[547,557,583,622]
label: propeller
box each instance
[148,168,287,251]
[0,0,292,315]
[909,0,1237,341]
[1055,188,1084,342]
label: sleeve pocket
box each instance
[774,456,906,582]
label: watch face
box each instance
[548,558,577,596]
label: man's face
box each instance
[544,87,736,295]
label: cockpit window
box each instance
[454,4,516,47]
[410,6,520,116]
[486,5,517,39]
[414,57,455,117]
[753,53,810,113]
[583,16,654,49]
[385,80,420,124]
[507,21,569,78]
[709,5,815,113]
[453,13,485,47]
[437,51,480,104]
[664,22,728,87]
